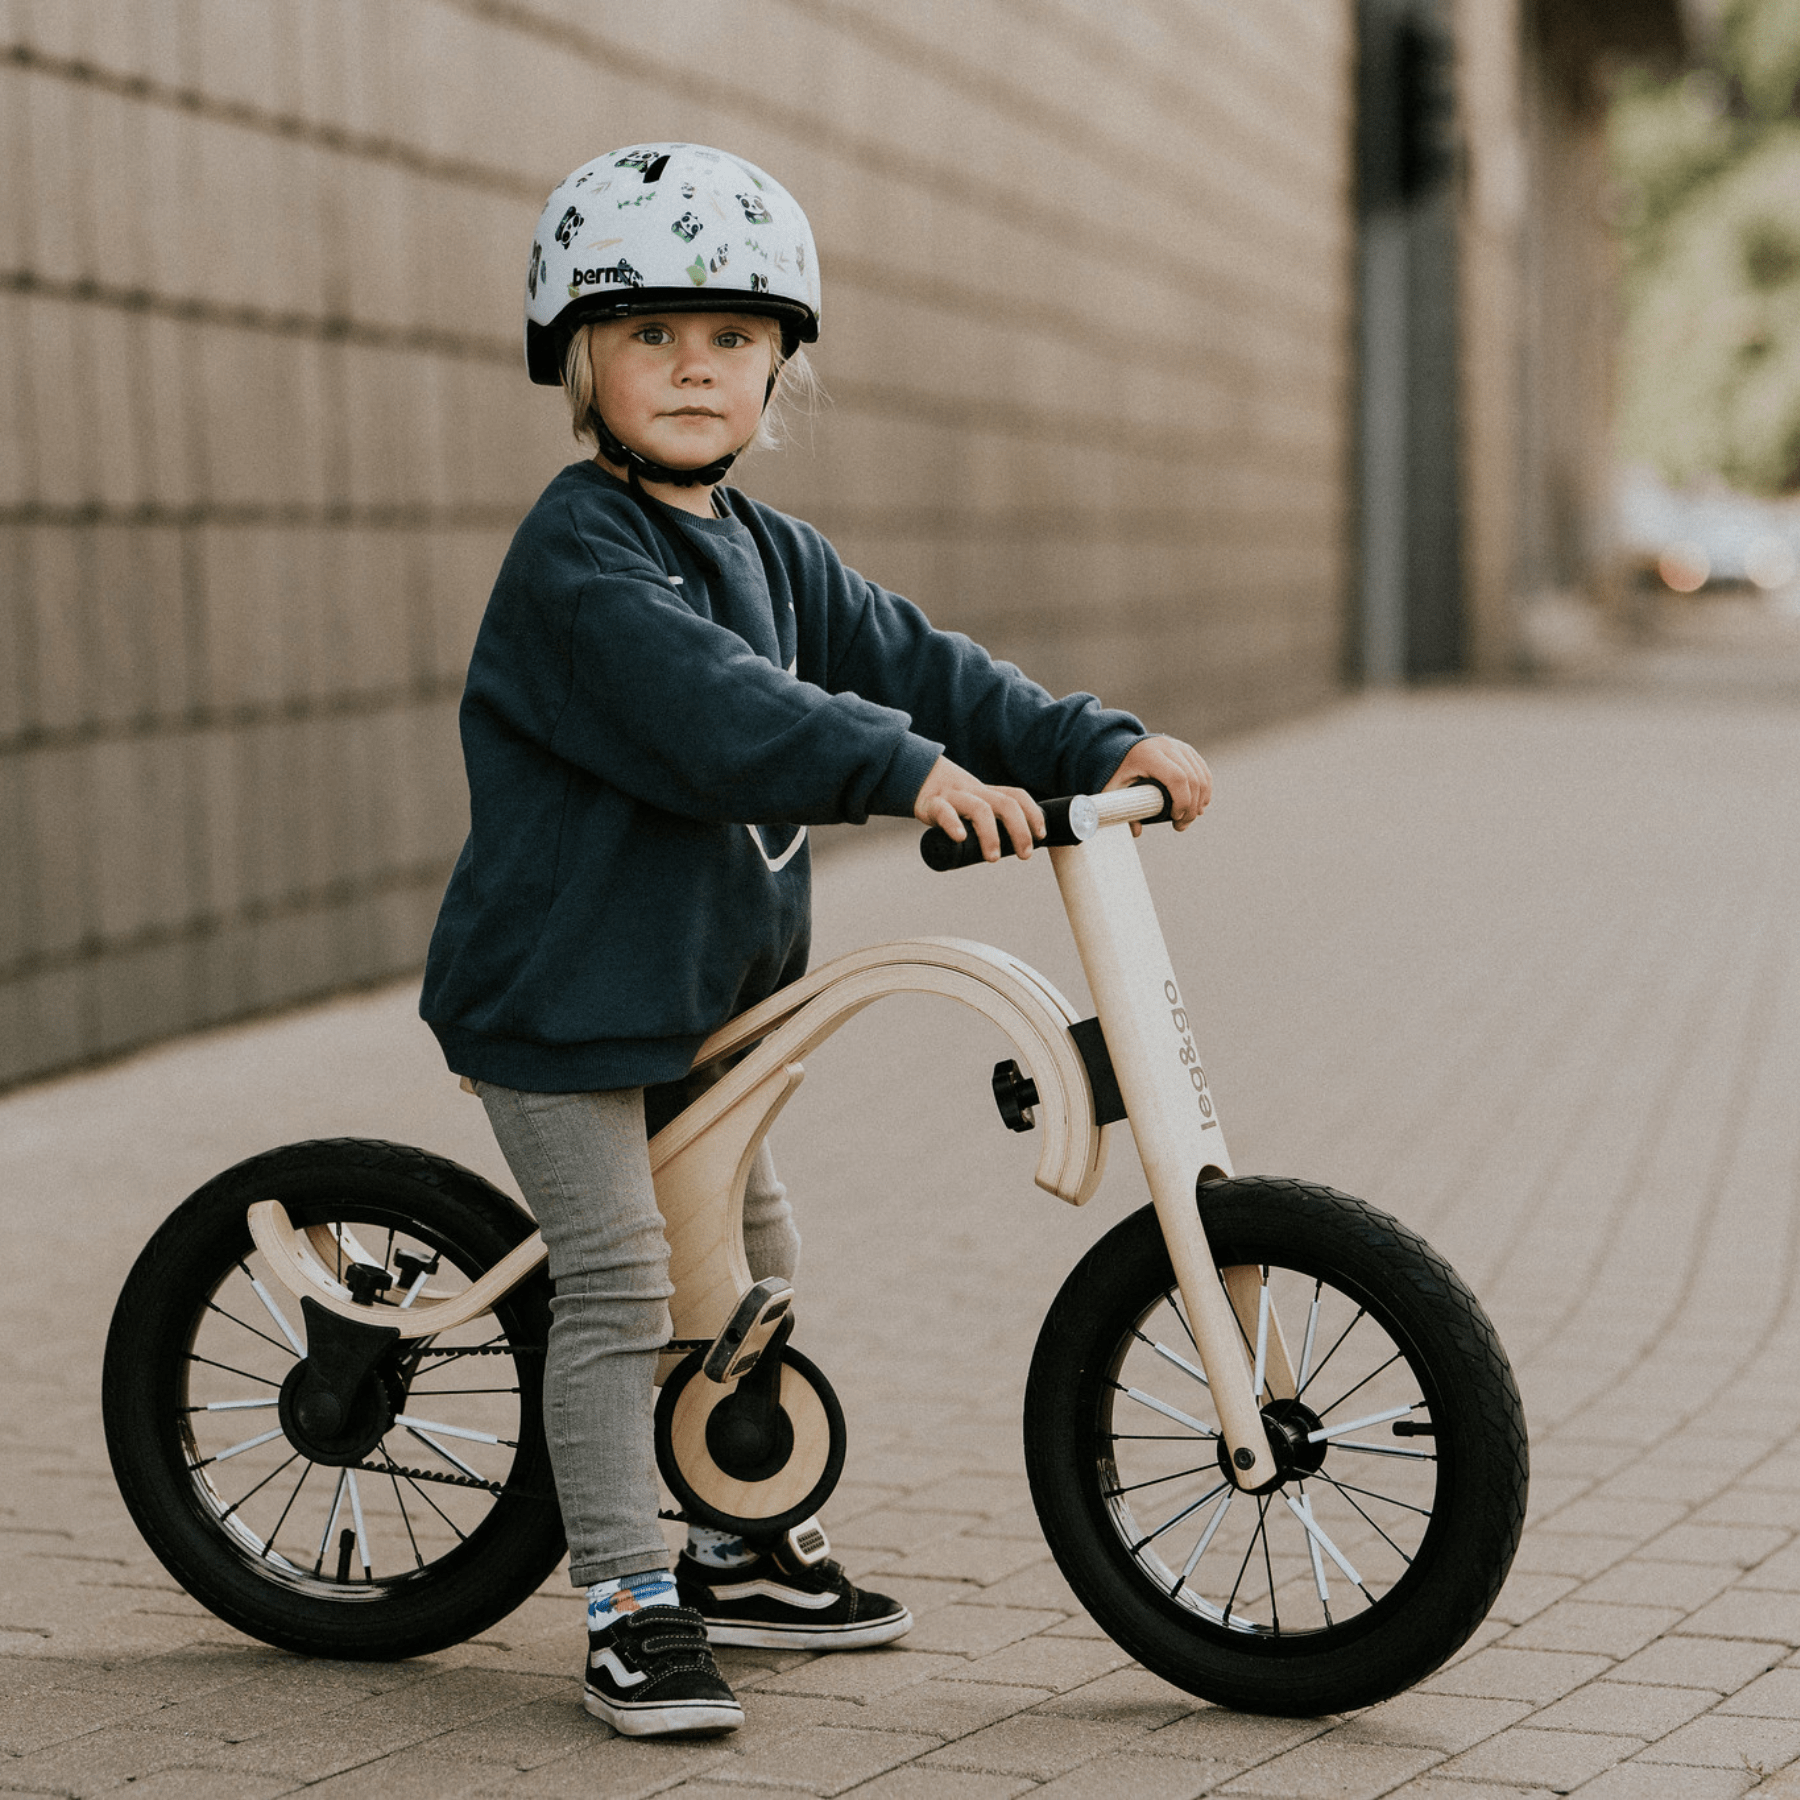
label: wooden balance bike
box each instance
[103,784,1528,1716]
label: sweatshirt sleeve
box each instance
[822,568,1146,800]
[539,563,942,825]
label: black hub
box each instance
[705,1392,796,1482]
[275,1297,405,1467]
[1216,1396,1329,1495]
[278,1358,398,1465]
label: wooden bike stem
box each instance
[1049,795,1279,1491]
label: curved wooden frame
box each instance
[249,794,1280,1489]
[248,935,1113,1360]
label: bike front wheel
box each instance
[1024,1177,1527,1715]
[103,1139,565,1661]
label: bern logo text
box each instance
[567,258,643,294]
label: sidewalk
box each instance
[3,683,1799,1798]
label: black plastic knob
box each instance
[344,1263,393,1306]
[992,1060,1040,1132]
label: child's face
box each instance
[588,313,778,472]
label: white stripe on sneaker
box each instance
[706,1577,838,1610]
[588,1647,649,1687]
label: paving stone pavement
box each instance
[3,685,1799,1798]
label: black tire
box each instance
[102,1139,565,1661]
[1024,1178,1527,1715]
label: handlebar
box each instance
[919,780,1173,872]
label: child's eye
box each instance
[633,325,672,345]
[714,331,751,348]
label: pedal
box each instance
[784,1516,830,1567]
[702,1277,794,1385]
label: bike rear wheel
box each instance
[103,1138,565,1661]
[1024,1177,1527,1715]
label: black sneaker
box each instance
[676,1547,913,1650]
[584,1604,744,1736]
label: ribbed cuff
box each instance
[869,731,946,818]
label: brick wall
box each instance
[1454,0,1528,677]
[0,0,1356,1089]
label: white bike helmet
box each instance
[524,142,820,385]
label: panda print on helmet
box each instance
[523,142,820,385]
[615,148,671,182]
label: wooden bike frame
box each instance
[248,786,1281,1488]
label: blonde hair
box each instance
[561,320,819,463]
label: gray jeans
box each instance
[475,1082,800,1585]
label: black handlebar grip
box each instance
[919,796,1091,872]
[918,826,992,872]
[917,780,1180,872]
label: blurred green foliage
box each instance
[1612,0,1800,492]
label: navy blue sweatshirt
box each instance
[421,461,1145,1091]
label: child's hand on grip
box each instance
[1103,736,1213,834]
[913,758,1047,861]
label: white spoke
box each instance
[1297,1283,1321,1391]
[316,1468,348,1568]
[1175,1486,1235,1585]
[1252,1274,1271,1400]
[399,1269,431,1309]
[1121,1387,1217,1438]
[395,1413,502,1446]
[1137,1480,1230,1551]
[1331,1439,1434,1461]
[212,1426,287,1463]
[1146,1337,1210,1388]
[402,1423,487,1482]
[202,1397,280,1412]
[1307,1403,1416,1443]
[1280,1491,1367,1592]
[346,1472,372,1576]
[248,1274,305,1356]
[1296,1490,1331,1609]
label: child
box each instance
[421,142,1211,1739]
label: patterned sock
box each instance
[587,1567,678,1628]
[684,1524,759,1569]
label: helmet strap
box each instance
[589,408,738,490]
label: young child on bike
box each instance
[420,142,1211,1739]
